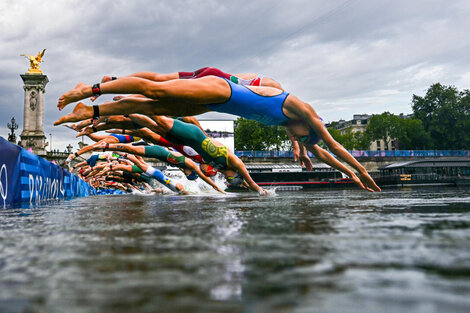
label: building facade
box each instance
[332,113,411,151]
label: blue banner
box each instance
[0,136,95,208]
[235,149,470,158]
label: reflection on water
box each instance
[1,187,470,313]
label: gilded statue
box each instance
[20,49,46,73]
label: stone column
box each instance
[19,73,49,156]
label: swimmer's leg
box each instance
[55,96,209,126]
[58,76,227,110]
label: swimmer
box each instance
[109,128,220,178]
[73,153,110,170]
[124,115,267,194]
[89,68,306,164]
[72,114,207,135]
[55,75,380,192]
[89,141,225,194]
[89,67,282,102]
[66,67,306,168]
[105,127,205,164]
[72,114,218,177]
[123,153,188,194]
[65,132,141,167]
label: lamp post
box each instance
[7,117,18,144]
[49,133,52,152]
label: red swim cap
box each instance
[203,165,218,177]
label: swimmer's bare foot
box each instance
[62,124,78,131]
[90,76,114,101]
[58,83,92,110]
[76,127,94,137]
[54,102,92,126]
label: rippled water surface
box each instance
[1,187,470,313]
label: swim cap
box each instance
[203,165,218,177]
[186,170,199,181]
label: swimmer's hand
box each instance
[299,154,313,171]
[293,145,300,162]
[349,172,380,192]
[216,186,226,194]
[258,188,268,196]
[358,172,381,192]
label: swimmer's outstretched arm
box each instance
[131,155,187,195]
[71,160,87,169]
[285,127,313,170]
[90,142,146,157]
[101,163,133,174]
[308,144,372,191]
[66,137,109,165]
[74,116,108,130]
[108,126,164,145]
[85,163,108,179]
[307,134,380,192]
[228,156,267,195]
[184,158,225,194]
[286,98,380,192]
[106,128,161,144]
[297,144,314,171]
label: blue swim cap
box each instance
[186,170,199,181]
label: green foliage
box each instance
[364,112,399,147]
[234,118,289,150]
[354,131,371,150]
[396,118,432,149]
[328,127,366,150]
[412,83,470,149]
[363,112,433,149]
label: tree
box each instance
[412,83,470,149]
[364,112,401,149]
[234,118,289,150]
[396,118,432,149]
[354,131,371,150]
[327,127,369,150]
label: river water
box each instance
[1,187,470,313]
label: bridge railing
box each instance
[235,150,470,158]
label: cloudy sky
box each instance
[1,0,469,151]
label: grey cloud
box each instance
[1,0,470,150]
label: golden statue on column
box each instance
[20,49,46,74]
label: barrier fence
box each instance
[235,150,470,158]
[0,136,95,208]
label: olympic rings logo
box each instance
[0,164,7,209]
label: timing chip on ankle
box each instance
[92,83,101,96]
[92,105,100,119]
